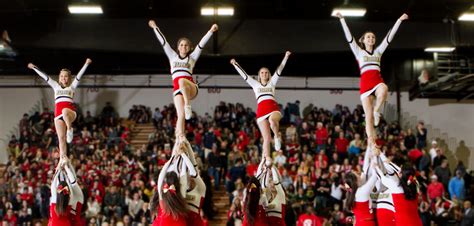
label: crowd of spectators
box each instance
[1,100,472,226]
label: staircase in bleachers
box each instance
[130,123,154,150]
[209,185,230,226]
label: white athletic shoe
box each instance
[184,105,192,120]
[274,135,281,151]
[374,111,381,127]
[66,128,73,143]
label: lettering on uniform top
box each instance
[185,194,195,201]
[259,87,273,93]
[370,193,390,199]
[56,90,73,96]
[363,56,381,62]
[267,204,276,209]
[174,62,191,69]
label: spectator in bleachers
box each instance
[449,170,466,201]
[435,159,451,190]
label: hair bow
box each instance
[163,183,176,194]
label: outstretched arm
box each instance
[271,51,291,85]
[335,12,361,56]
[230,59,259,88]
[28,63,60,89]
[190,24,218,59]
[148,20,176,59]
[71,58,92,89]
[377,13,408,53]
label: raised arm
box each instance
[255,157,266,179]
[356,171,378,202]
[271,51,291,85]
[335,12,361,56]
[180,153,197,177]
[190,24,218,59]
[28,63,60,89]
[50,169,60,203]
[158,156,174,199]
[71,58,92,89]
[376,13,408,54]
[270,166,281,185]
[230,59,259,88]
[64,163,84,204]
[380,152,401,175]
[148,20,176,59]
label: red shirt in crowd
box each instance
[427,181,445,200]
[335,138,349,153]
[315,128,328,145]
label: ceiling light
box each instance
[217,7,234,16]
[331,8,366,17]
[201,6,234,16]
[459,13,474,21]
[201,7,214,16]
[68,5,103,14]
[424,47,456,52]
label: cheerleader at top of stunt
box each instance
[28,59,92,157]
[335,12,408,148]
[148,20,218,144]
[230,51,291,165]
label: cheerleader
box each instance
[230,51,291,163]
[151,171,188,226]
[263,166,286,226]
[375,163,422,226]
[177,140,206,226]
[243,177,269,226]
[335,12,408,147]
[28,59,92,156]
[344,160,378,226]
[49,157,84,226]
[148,20,218,143]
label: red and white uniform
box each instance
[49,163,84,226]
[371,153,398,226]
[33,64,89,120]
[371,190,395,226]
[157,152,197,200]
[264,167,286,226]
[152,27,213,96]
[338,18,402,100]
[353,172,377,226]
[154,206,187,226]
[233,57,288,122]
[185,175,206,226]
[243,204,269,226]
[375,167,422,226]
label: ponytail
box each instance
[344,172,359,210]
[245,177,261,225]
